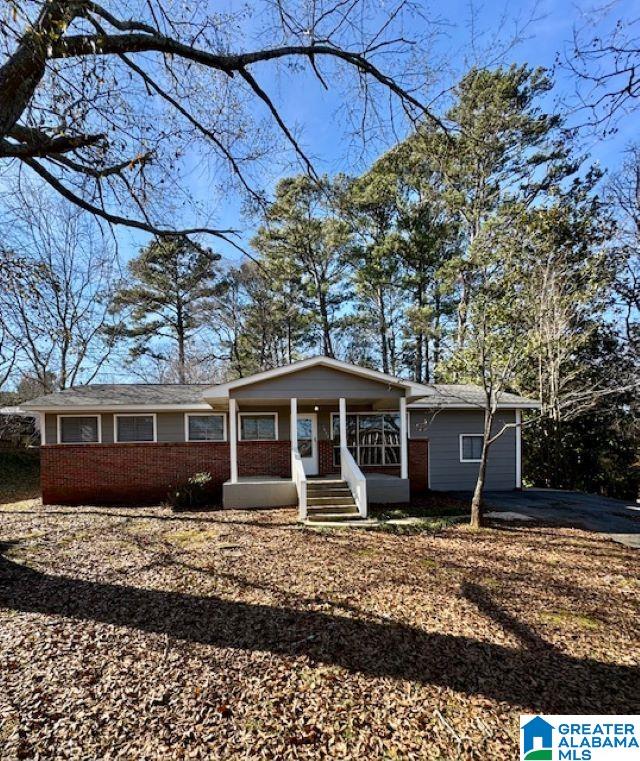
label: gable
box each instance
[230,365,404,400]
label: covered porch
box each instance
[202,357,429,521]
[218,395,410,520]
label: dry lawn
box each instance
[0,499,638,759]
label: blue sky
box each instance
[115,0,636,265]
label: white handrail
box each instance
[341,446,367,518]
[292,448,307,521]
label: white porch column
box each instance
[400,396,408,479]
[229,398,238,483]
[515,409,522,489]
[39,412,46,445]
[339,397,347,453]
[290,397,298,451]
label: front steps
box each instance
[305,479,372,525]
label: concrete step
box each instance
[307,495,355,506]
[307,504,358,515]
[306,510,361,523]
[307,483,351,492]
[304,518,378,529]
[307,490,352,499]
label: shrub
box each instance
[165,472,214,512]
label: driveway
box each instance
[482,489,640,549]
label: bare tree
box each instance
[0,0,442,243]
[607,144,640,360]
[0,325,16,391]
[565,12,639,127]
[0,191,120,389]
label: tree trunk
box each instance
[176,305,186,384]
[318,290,334,357]
[470,411,493,529]
[433,291,442,372]
[414,282,425,382]
[378,288,389,374]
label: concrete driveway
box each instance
[481,489,640,549]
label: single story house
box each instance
[22,356,538,523]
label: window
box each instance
[460,434,483,462]
[115,414,156,443]
[239,413,277,441]
[331,412,400,466]
[186,414,226,441]
[58,415,100,444]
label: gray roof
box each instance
[412,384,539,409]
[21,381,539,410]
[22,384,209,408]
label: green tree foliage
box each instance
[110,236,222,383]
[252,176,352,358]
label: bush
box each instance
[165,472,214,512]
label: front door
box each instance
[297,414,318,475]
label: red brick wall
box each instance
[41,440,294,506]
[237,441,290,478]
[41,442,231,506]
[408,439,429,493]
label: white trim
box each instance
[339,397,347,457]
[459,433,483,463]
[408,402,540,410]
[56,414,102,444]
[202,356,431,399]
[114,412,157,443]
[515,409,522,489]
[184,412,227,442]
[39,412,46,445]
[400,397,408,479]
[238,411,279,441]
[290,398,298,451]
[229,399,238,483]
[24,403,212,413]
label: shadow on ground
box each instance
[0,540,637,715]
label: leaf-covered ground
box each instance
[0,501,638,759]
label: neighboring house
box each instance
[0,406,40,449]
[22,356,538,522]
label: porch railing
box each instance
[292,448,307,521]
[341,446,367,518]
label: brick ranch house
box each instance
[23,356,538,523]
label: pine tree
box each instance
[110,236,222,382]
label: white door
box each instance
[297,414,318,475]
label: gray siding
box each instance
[409,409,517,491]
[46,411,220,444]
[231,366,403,400]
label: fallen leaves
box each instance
[0,502,638,759]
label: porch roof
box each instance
[202,356,432,404]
